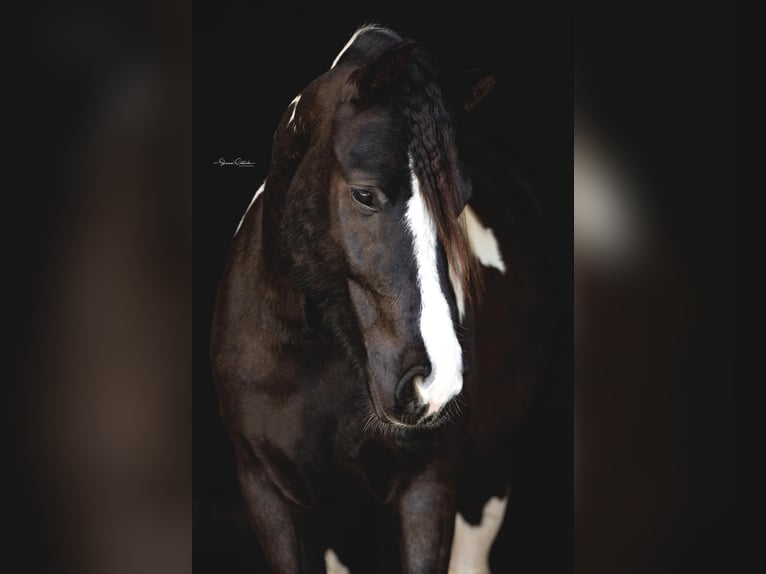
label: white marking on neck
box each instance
[234,181,265,237]
[449,496,508,574]
[324,548,350,574]
[405,158,464,416]
[287,94,301,127]
[463,205,506,273]
[330,25,398,69]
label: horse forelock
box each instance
[399,55,478,302]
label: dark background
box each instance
[195,2,573,572]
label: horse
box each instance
[210,25,552,573]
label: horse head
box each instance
[255,26,493,428]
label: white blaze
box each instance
[405,158,464,417]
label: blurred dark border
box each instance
[576,1,763,572]
[9,1,191,573]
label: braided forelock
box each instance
[400,53,480,300]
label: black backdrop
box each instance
[194,3,572,571]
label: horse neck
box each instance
[231,196,306,346]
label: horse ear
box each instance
[442,69,496,112]
[351,40,417,102]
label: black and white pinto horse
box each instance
[211,26,550,573]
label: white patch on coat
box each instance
[324,548,350,574]
[463,206,506,273]
[448,496,508,574]
[405,158,464,416]
[234,181,265,237]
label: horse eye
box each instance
[350,187,375,209]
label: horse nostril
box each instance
[394,365,430,410]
